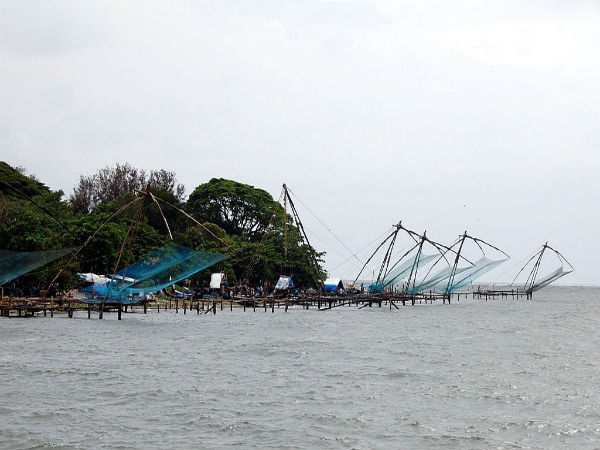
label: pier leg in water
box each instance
[118,304,122,320]
[176,299,179,313]
[144,302,147,314]
[87,307,91,319]
[99,304,103,319]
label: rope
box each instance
[0,179,74,238]
[287,187,364,266]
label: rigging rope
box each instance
[287,187,364,266]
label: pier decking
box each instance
[0,289,527,320]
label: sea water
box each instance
[1,286,599,449]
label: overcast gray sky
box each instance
[1,0,598,284]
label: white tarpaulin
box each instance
[210,272,225,289]
[77,272,110,284]
[275,275,293,290]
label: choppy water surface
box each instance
[1,286,599,449]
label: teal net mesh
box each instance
[0,248,73,286]
[79,242,226,304]
[444,257,507,294]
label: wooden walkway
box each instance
[0,289,529,320]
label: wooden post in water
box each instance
[144,302,147,314]
[99,304,103,319]
[176,299,179,313]
[87,306,91,319]
[118,304,122,320]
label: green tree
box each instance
[186,178,326,288]
[186,178,284,240]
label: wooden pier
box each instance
[0,288,533,320]
[472,288,532,300]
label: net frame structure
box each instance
[510,242,574,294]
[353,222,472,296]
[44,187,231,306]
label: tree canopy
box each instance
[70,163,185,214]
[0,162,325,293]
[186,178,283,240]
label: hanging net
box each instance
[0,248,74,286]
[444,257,507,294]
[380,254,437,289]
[79,242,226,304]
[406,265,470,295]
[530,266,571,292]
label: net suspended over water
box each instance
[444,257,507,294]
[378,254,437,290]
[79,242,226,304]
[0,248,74,286]
[530,266,571,292]
[404,257,506,295]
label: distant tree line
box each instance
[0,161,325,294]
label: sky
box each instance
[1,0,599,284]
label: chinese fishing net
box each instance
[79,242,226,304]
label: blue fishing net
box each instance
[79,242,226,304]
[0,248,73,286]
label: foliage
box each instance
[70,163,186,214]
[186,178,284,240]
[0,161,53,200]
[0,162,326,293]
